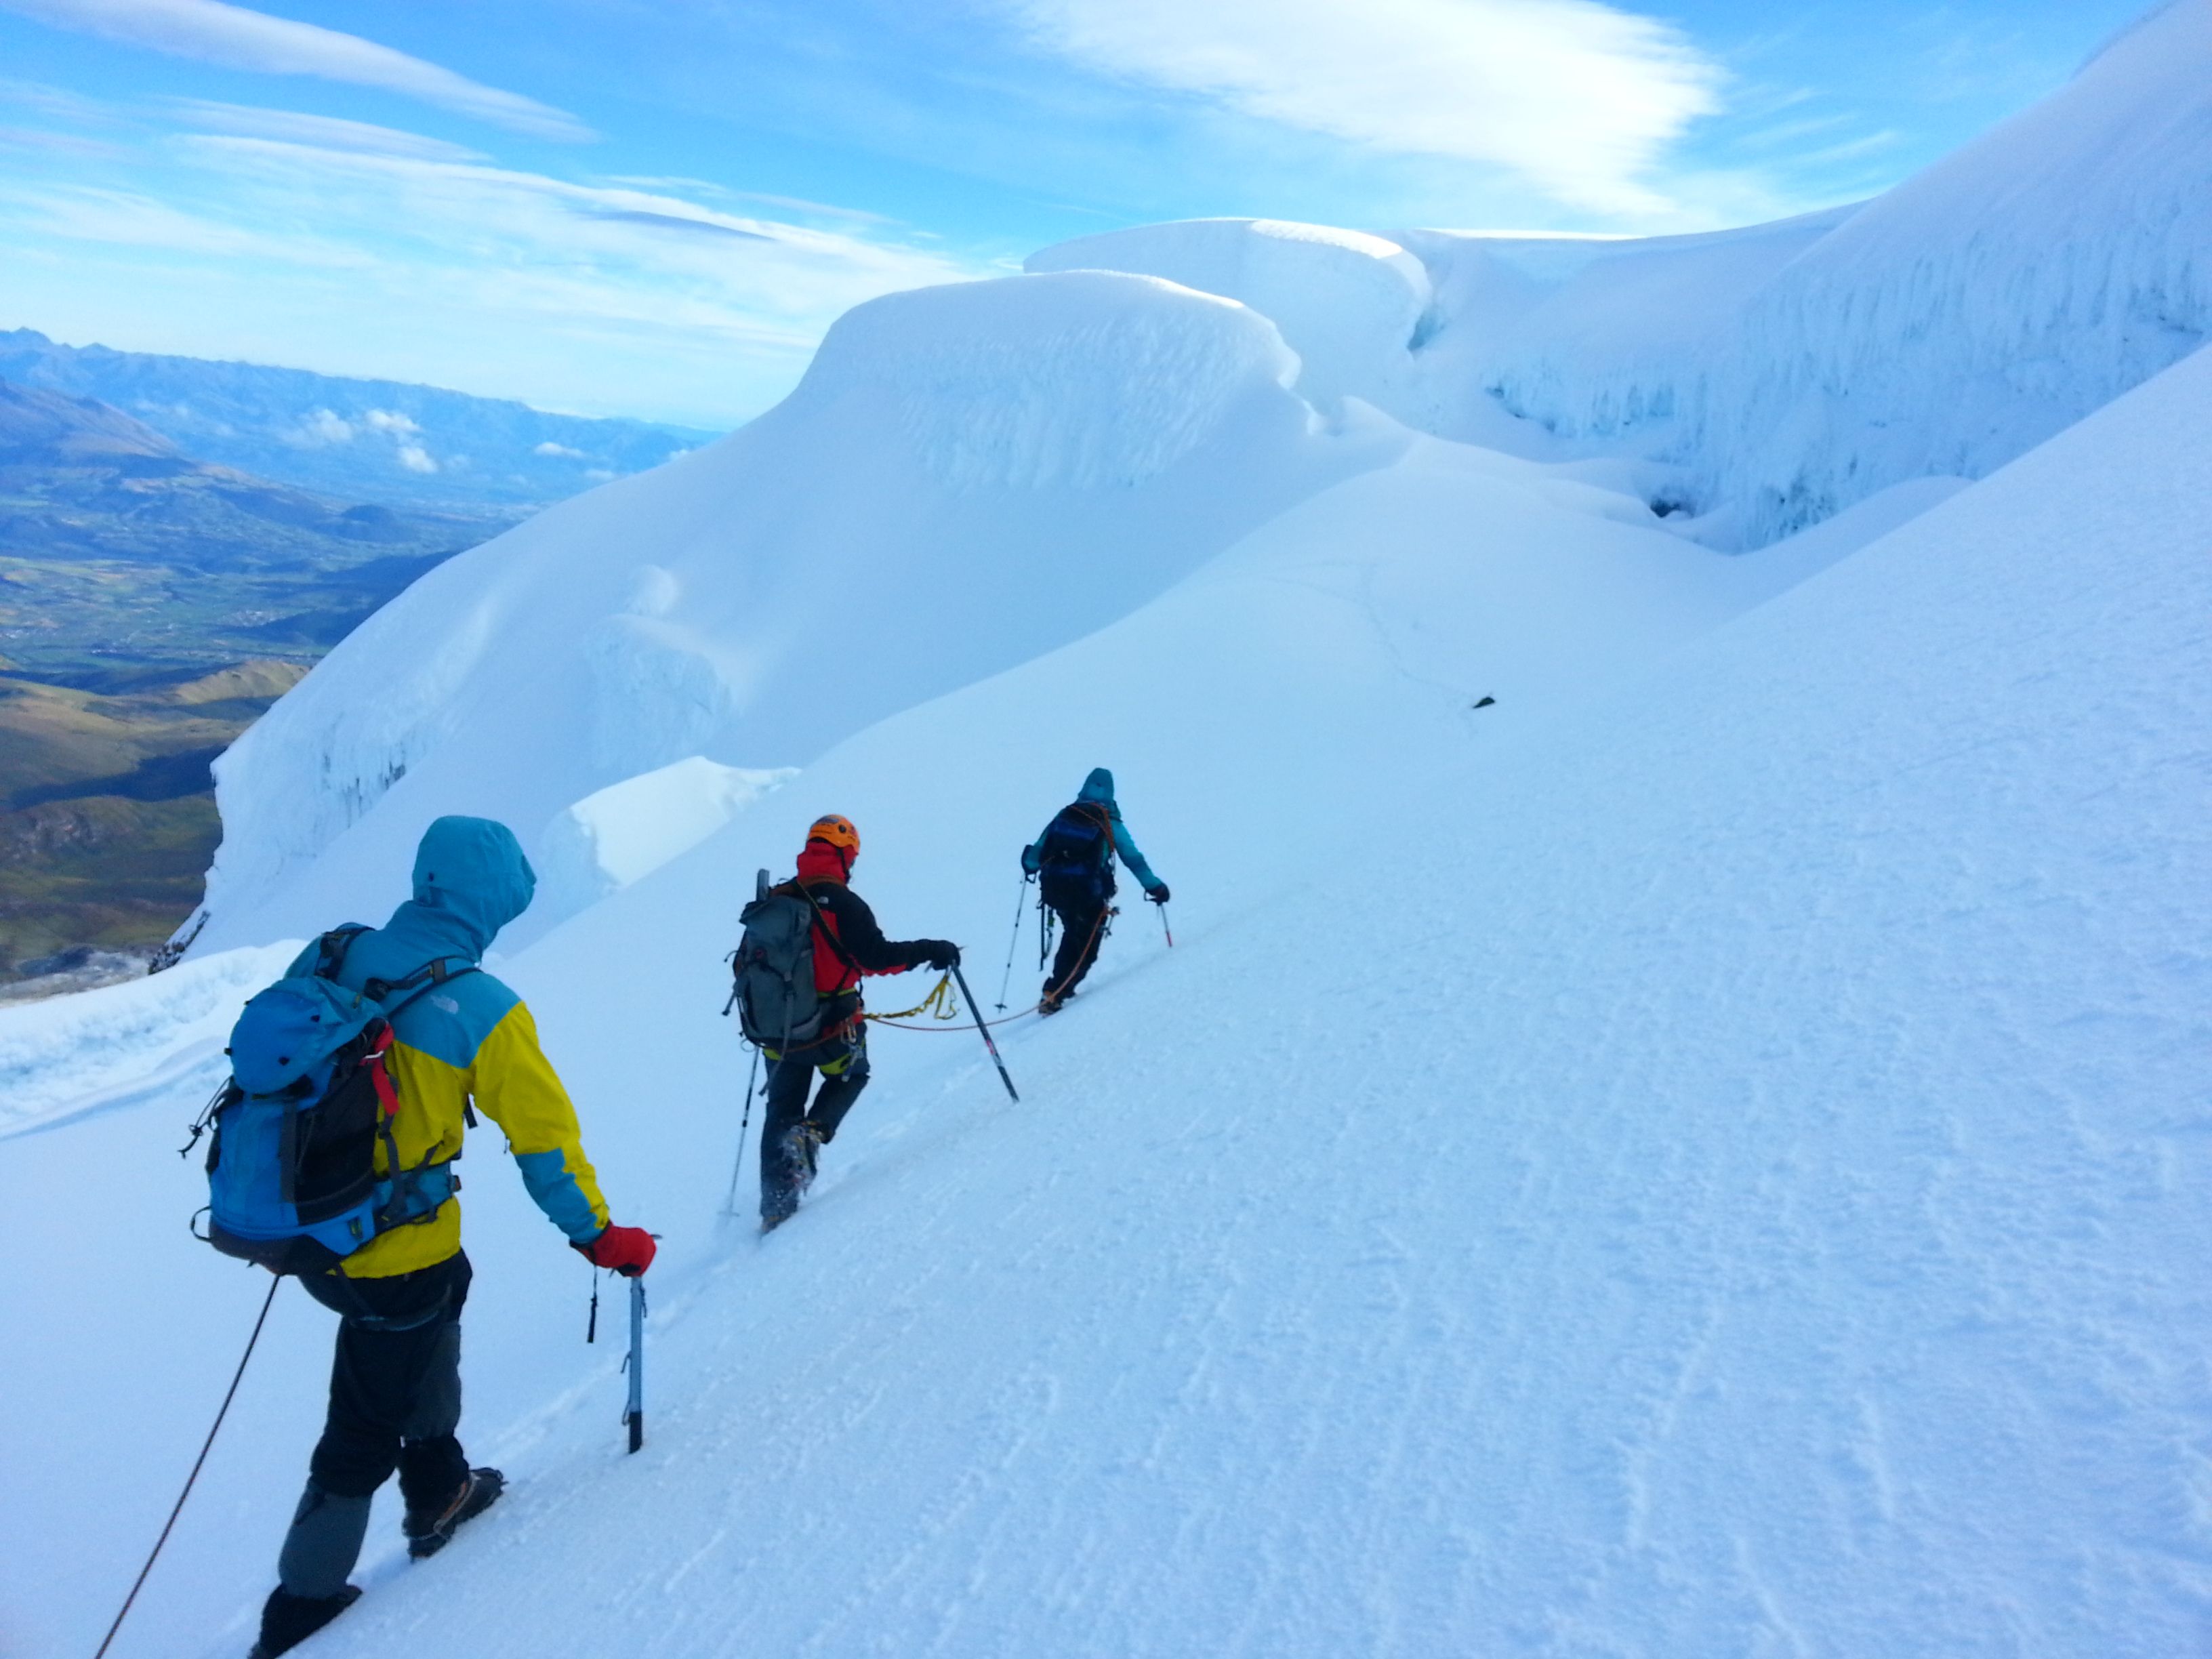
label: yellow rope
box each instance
[863,973,960,1025]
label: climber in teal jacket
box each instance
[1021,768,1168,1011]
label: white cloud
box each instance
[289,405,352,444]
[394,442,436,472]
[1007,0,1723,216]
[167,136,983,327]
[163,99,487,162]
[533,439,585,457]
[362,407,421,435]
[0,0,593,140]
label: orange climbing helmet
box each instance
[806,813,860,861]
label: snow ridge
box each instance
[1031,0,2212,548]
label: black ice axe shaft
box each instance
[623,1275,646,1454]
[950,962,1019,1103]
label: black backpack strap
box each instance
[787,881,863,976]
[363,956,480,1014]
[362,958,484,1127]
[314,924,371,979]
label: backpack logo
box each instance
[186,929,467,1276]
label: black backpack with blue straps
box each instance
[1036,801,1115,909]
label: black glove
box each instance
[918,940,961,970]
[1146,884,1170,904]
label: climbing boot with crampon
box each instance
[403,1467,504,1559]
[249,1585,361,1657]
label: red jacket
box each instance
[789,844,932,998]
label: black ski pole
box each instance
[722,1042,760,1217]
[623,1275,647,1454]
[949,962,1019,1102]
[995,874,1028,1010]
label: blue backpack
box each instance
[1037,802,1114,908]
[187,928,473,1275]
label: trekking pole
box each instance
[722,1043,760,1217]
[623,1275,647,1454]
[1157,901,1173,948]
[94,1276,281,1659]
[949,963,1019,1103]
[995,876,1028,1010]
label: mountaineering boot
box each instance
[1038,988,1078,1016]
[403,1466,505,1559]
[761,1122,825,1233]
[250,1585,361,1657]
[786,1121,824,1197]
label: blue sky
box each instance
[0,0,2155,428]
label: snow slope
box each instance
[6,329,2205,1659]
[1031,0,2212,547]
[188,269,1384,956]
[3,10,2209,1653]
[302,331,2212,1659]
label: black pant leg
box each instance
[302,1253,472,1501]
[758,1052,817,1220]
[806,1030,871,1140]
[1048,898,1109,998]
[393,1317,468,1513]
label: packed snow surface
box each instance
[7,335,2207,1658]
[4,9,2211,1655]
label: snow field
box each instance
[264,337,2212,1656]
[193,269,1375,958]
[7,338,2209,1655]
[5,14,2211,1650]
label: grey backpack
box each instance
[730,869,851,1050]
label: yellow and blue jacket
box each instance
[291,816,610,1279]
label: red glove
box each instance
[577,1223,657,1277]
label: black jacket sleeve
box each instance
[813,882,929,974]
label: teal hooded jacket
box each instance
[286,815,611,1277]
[1022,768,1162,893]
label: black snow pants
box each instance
[1044,893,1112,1002]
[759,1021,870,1223]
[274,1252,472,1597]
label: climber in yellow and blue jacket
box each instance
[255,815,656,1658]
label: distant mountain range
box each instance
[0,371,505,983]
[0,338,724,987]
[0,328,721,512]
[0,375,491,568]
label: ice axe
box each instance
[622,1273,648,1454]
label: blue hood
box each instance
[1079,768,1115,804]
[398,816,536,960]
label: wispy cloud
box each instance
[1005,0,1723,216]
[0,121,131,158]
[162,98,488,161]
[0,0,594,140]
[0,123,993,422]
[581,205,775,242]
